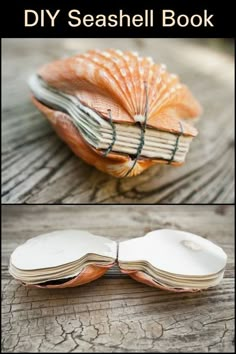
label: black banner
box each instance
[1,0,234,38]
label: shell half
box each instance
[118,229,227,292]
[9,230,117,289]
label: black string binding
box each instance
[123,82,149,177]
[168,121,184,164]
[103,109,117,157]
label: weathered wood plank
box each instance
[2,39,234,203]
[2,205,234,352]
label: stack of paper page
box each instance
[29,74,192,163]
[118,230,227,290]
[9,230,117,285]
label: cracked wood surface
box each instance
[2,38,234,204]
[2,205,234,352]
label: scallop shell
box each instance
[27,264,113,289]
[31,49,202,177]
[30,49,201,177]
[120,269,200,293]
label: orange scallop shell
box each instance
[120,269,200,293]
[24,263,114,289]
[32,49,202,177]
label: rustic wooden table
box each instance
[2,39,234,204]
[2,205,234,352]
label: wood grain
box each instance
[2,39,234,204]
[2,205,234,352]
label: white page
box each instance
[118,229,227,277]
[11,230,117,270]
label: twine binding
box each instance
[123,82,149,177]
[168,122,184,164]
[103,109,117,157]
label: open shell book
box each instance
[9,229,227,293]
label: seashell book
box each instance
[29,49,202,177]
[9,229,227,293]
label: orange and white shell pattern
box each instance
[33,49,202,178]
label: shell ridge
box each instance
[122,51,140,115]
[146,64,160,114]
[84,50,135,116]
[110,49,138,115]
[150,68,170,115]
[135,55,144,116]
[149,69,180,118]
[95,50,135,114]
[147,64,166,116]
[139,58,150,117]
[79,53,127,102]
[122,51,141,116]
[151,85,200,119]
